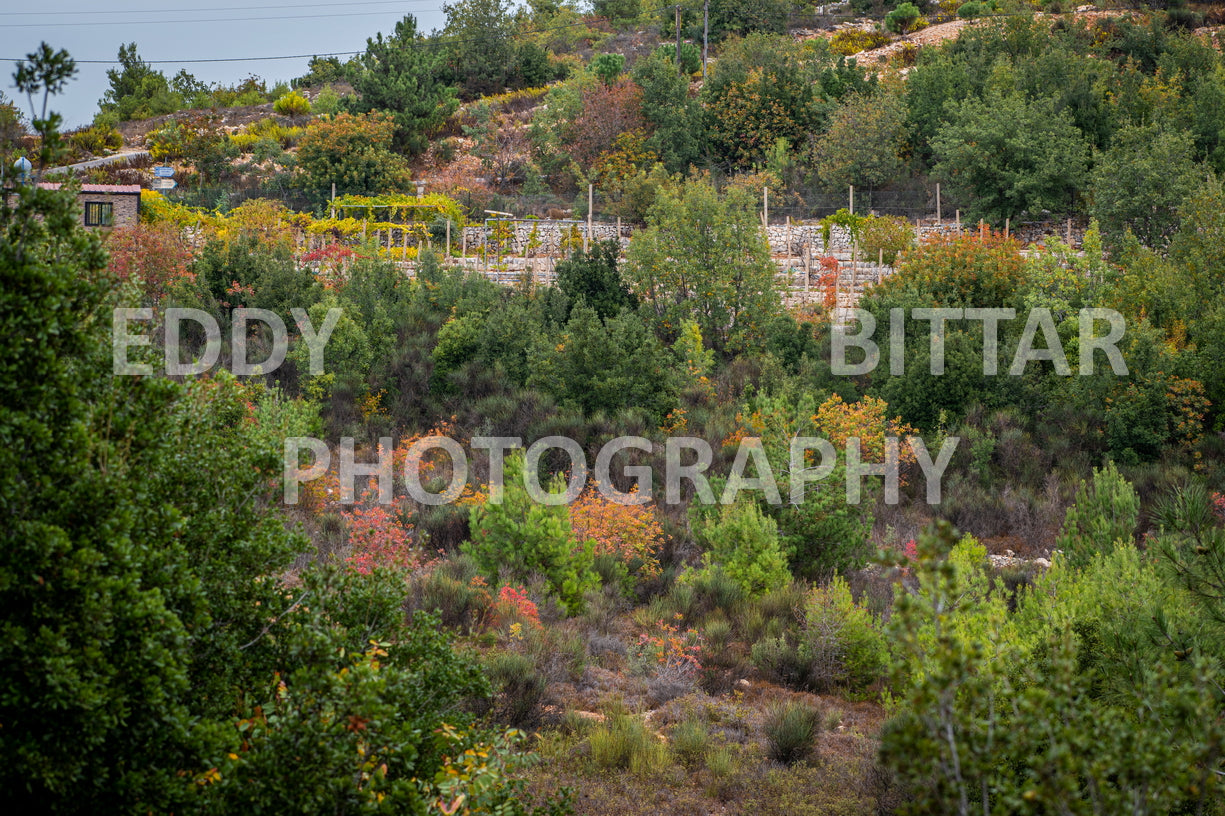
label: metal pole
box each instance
[936,182,941,223]
[835,260,841,318]
[804,239,810,293]
[446,219,451,256]
[702,0,709,80]
[675,5,682,73]
[586,184,593,253]
[849,184,854,215]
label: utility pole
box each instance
[702,1,709,80]
[675,5,682,74]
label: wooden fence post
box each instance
[586,184,593,253]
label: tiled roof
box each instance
[37,182,142,194]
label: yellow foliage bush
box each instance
[830,28,892,56]
[229,132,259,153]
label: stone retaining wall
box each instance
[457,219,1085,260]
[460,222,629,256]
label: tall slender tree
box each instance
[345,15,458,155]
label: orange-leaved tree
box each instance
[104,222,194,306]
[569,485,664,580]
[815,393,918,474]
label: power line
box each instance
[0,1,432,16]
[3,10,423,28]
[42,51,365,65]
[18,2,1045,69]
[2,12,658,64]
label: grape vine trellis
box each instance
[140,190,467,258]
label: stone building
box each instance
[34,182,142,229]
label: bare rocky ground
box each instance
[801,6,1217,70]
[112,83,350,147]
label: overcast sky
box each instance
[1,1,459,128]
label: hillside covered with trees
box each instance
[6,2,1225,814]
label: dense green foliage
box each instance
[625,177,779,354]
[694,501,792,597]
[882,517,1225,813]
[1055,460,1140,569]
[344,15,458,156]
[3,52,565,815]
[27,8,1225,812]
[464,453,598,613]
[294,112,412,206]
[96,43,291,125]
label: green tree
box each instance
[2,53,565,815]
[97,43,181,121]
[800,576,888,692]
[1161,179,1225,421]
[2,46,191,810]
[190,235,320,326]
[881,525,1015,814]
[528,303,677,419]
[815,87,908,191]
[694,0,791,43]
[463,452,598,614]
[1090,124,1201,250]
[694,501,791,598]
[593,0,640,27]
[904,48,975,170]
[345,15,458,155]
[295,112,412,206]
[1056,461,1140,570]
[884,2,922,35]
[857,213,915,265]
[652,42,702,76]
[293,55,348,88]
[630,52,703,172]
[705,66,819,172]
[624,177,780,355]
[932,89,1091,223]
[0,91,28,168]
[884,521,1224,814]
[701,33,829,172]
[554,238,636,320]
[860,232,1029,428]
[441,0,516,99]
[591,52,626,86]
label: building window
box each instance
[84,201,113,227]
